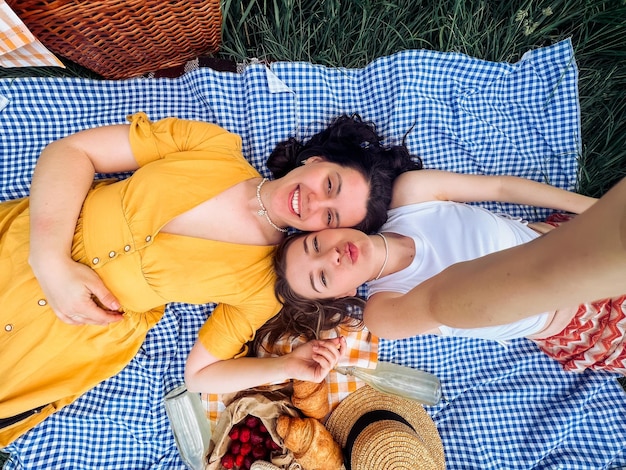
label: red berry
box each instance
[258,423,268,434]
[243,455,254,470]
[240,441,252,456]
[244,415,260,428]
[252,444,267,460]
[221,453,235,469]
[235,454,245,467]
[239,426,251,443]
[228,426,240,441]
[230,441,241,455]
[265,436,280,451]
[250,428,265,446]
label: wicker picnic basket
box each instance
[7,0,222,79]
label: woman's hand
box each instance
[28,124,138,326]
[33,256,122,325]
[185,337,347,394]
[285,337,347,382]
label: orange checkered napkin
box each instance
[201,327,379,428]
[0,0,64,68]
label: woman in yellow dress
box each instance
[0,112,420,445]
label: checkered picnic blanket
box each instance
[1,39,579,221]
[3,39,625,469]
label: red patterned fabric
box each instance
[533,296,626,373]
[544,212,574,227]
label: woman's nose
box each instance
[307,191,329,214]
[324,246,341,265]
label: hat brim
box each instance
[325,385,445,469]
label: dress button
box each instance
[124,245,131,252]
[5,324,13,332]
[38,299,47,306]
[145,235,152,242]
[92,257,100,265]
[109,251,116,258]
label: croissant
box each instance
[276,415,343,470]
[292,380,330,420]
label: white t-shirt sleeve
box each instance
[438,312,550,341]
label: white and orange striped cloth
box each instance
[201,326,378,426]
[0,0,64,68]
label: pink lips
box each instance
[346,242,358,263]
[289,185,301,217]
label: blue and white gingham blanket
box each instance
[2,39,625,469]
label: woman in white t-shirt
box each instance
[264,171,626,374]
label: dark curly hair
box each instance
[267,114,422,234]
[252,233,366,354]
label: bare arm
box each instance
[29,124,140,325]
[365,176,626,338]
[391,170,596,214]
[184,337,346,394]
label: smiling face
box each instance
[285,229,376,300]
[270,157,370,231]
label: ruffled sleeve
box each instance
[126,112,243,167]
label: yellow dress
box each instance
[0,113,281,445]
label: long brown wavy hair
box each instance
[267,114,422,234]
[252,233,367,355]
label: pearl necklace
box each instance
[256,178,288,233]
[374,233,389,280]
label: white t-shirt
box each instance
[367,201,550,341]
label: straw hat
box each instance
[325,385,445,470]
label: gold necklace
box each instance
[256,178,288,233]
[374,232,389,280]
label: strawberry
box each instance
[265,436,281,451]
[239,426,251,443]
[228,425,240,441]
[244,415,260,428]
[243,455,254,470]
[230,440,241,455]
[250,428,265,446]
[252,444,267,460]
[221,453,235,469]
[240,441,253,456]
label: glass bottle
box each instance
[164,384,212,470]
[334,361,442,406]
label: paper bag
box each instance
[206,389,300,470]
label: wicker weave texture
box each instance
[8,0,222,79]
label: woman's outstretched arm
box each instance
[29,124,139,325]
[184,337,347,394]
[391,169,596,214]
[368,176,626,337]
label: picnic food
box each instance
[291,380,330,419]
[275,415,343,470]
[220,415,281,470]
